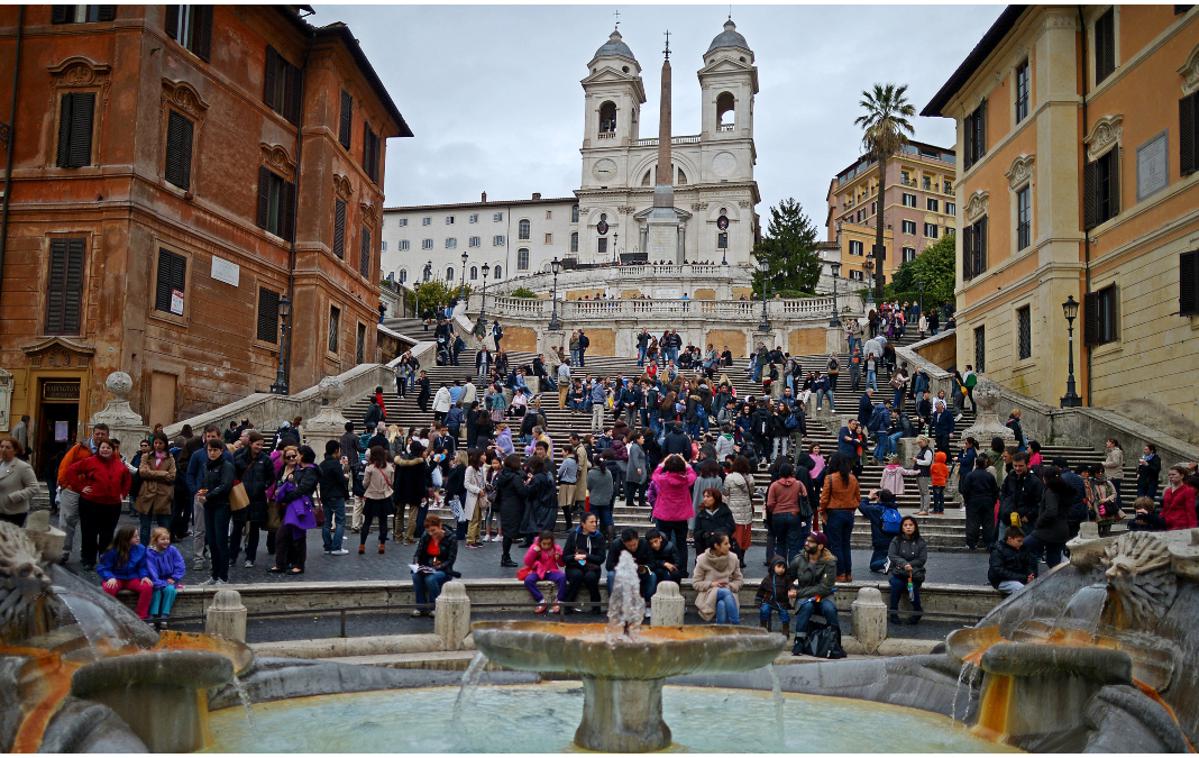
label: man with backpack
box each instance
[867,400,893,463]
[492,320,504,351]
[577,330,590,368]
[858,488,901,573]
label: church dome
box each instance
[593,29,637,62]
[707,19,750,53]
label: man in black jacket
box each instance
[988,526,1038,594]
[960,455,999,550]
[662,423,692,459]
[999,452,1043,535]
[317,440,351,556]
[563,513,607,614]
[857,389,876,428]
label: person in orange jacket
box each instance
[55,422,110,565]
[67,437,132,569]
[930,451,950,515]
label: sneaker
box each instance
[465,542,483,550]
[331,549,350,556]
[411,609,424,618]
[324,550,332,555]
[243,560,254,568]
[199,578,217,586]
[214,579,227,585]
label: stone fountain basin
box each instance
[70,650,233,697]
[471,621,784,680]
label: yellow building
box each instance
[923,5,1199,426]
[824,141,956,284]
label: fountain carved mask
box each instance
[0,521,53,644]
[1101,532,1177,630]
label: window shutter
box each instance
[52,6,71,23]
[1084,159,1099,230]
[154,249,186,313]
[284,63,301,126]
[46,238,85,335]
[256,166,271,229]
[1109,149,1121,217]
[263,47,278,110]
[359,226,371,276]
[257,289,280,343]
[192,6,212,60]
[978,99,987,157]
[164,111,193,190]
[56,95,73,167]
[339,90,352,149]
[96,5,116,21]
[281,180,296,242]
[1083,291,1100,345]
[66,92,94,168]
[332,200,346,259]
[165,5,179,39]
[1180,251,1199,316]
[978,217,988,274]
[1182,94,1197,176]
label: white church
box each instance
[381,20,761,289]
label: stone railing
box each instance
[488,262,751,297]
[633,134,703,147]
[476,293,862,324]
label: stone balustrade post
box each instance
[851,586,888,655]
[650,581,685,627]
[205,588,247,643]
[434,581,472,651]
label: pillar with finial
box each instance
[646,29,683,264]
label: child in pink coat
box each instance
[879,454,918,497]
[521,531,566,614]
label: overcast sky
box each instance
[311,4,1002,230]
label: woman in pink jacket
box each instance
[651,454,698,578]
[521,530,567,614]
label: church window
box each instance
[493,235,505,246]
[469,213,479,223]
[677,167,688,185]
[570,232,579,252]
[469,236,480,248]
[571,205,579,222]
[599,101,617,136]
[398,269,407,283]
[493,265,502,279]
[545,233,553,244]
[398,240,409,251]
[470,266,478,280]
[422,239,433,250]
[517,248,530,270]
[642,170,652,187]
[518,219,531,240]
[598,237,608,254]
[446,266,454,281]
[446,238,457,249]
[493,212,504,222]
[716,92,735,131]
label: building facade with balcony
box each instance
[923,5,1199,426]
[824,140,957,285]
[0,5,410,466]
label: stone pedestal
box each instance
[205,589,247,643]
[851,586,888,655]
[306,376,350,455]
[434,580,471,651]
[650,581,685,627]
[89,372,148,446]
[897,437,920,465]
[23,509,65,565]
[960,379,1015,449]
[576,676,670,752]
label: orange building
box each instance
[0,6,411,467]
[923,5,1199,425]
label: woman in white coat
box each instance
[463,449,488,548]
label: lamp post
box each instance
[269,294,291,395]
[863,259,876,309]
[479,262,491,333]
[549,256,563,331]
[917,280,925,317]
[828,261,842,328]
[613,232,619,265]
[756,257,770,332]
[1060,295,1082,408]
[459,251,468,301]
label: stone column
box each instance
[205,589,247,643]
[304,376,351,456]
[650,581,685,627]
[851,586,888,655]
[434,580,471,651]
[90,371,149,447]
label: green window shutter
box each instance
[256,166,271,230]
[1084,159,1099,230]
[46,238,86,334]
[359,226,371,276]
[281,179,296,241]
[256,288,279,343]
[164,111,193,190]
[263,46,278,110]
[154,249,187,313]
[165,5,179,39]
[332,199,346,259]
[57,93,95,168]
[1180,250,1199,316]
[1181,93,1197,176]
[192,6,213,61]
[339,90,352,149]
[52,6,71,23]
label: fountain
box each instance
[471,552,785,752]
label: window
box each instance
[923,198,936,213]
[964,100,987,170]
[944,180,954,193]
[338,90,352,149]
[493,212,504,222]
[1094,8,1116,84]
[946,202,957,216]
[164,111,194,190]
[544,233,553,245]
[398,218,408,227]
[849,270,864,282]
[849,240,864,256]
[445,215,454,225]
[469,213,479,223]
[359,227,371,276]
[902,246,916,263]
[599,101,617,134]
[902,220,917,234]
[52,5,115,23]
[1012,305,1032,360]
[900,170,912,186]
[329,200,346,259]
[355,322,366,364]
[56,92,95,168]
[328,306,340,353]
[446,266,454,281]
[493,235,505,246]
[1014,59,1030,124]
[256,288,280,343]
[1180,250,1199,316]
[518,219,531,240]
[381,241,387,252]
[44,238,85,335]
[493,266,502,279]
[398,269,407,284]
[152,249,186,316]
[924,223,939,238]
[1180,92,1198,175]
[1016,184,1031,251]
[870,201,877,215]
[902,193,917,208]
[421,239,433,250]
[165,6,212,61]
[922,176,932,190]
[1085,284,1119,345]
[545,210,552,220]
[517,249,530,270]
[256,167,295,240]
[398,240,409,252]
[571,205,580,222]
[570,232,579,253]
[363,124,380,183]
[598,237,608,254]
[963,216,988,280]
[469,236,480,248]
[973,326,986,372]
[263,46,301,125]
[422,217,431,226]
[1084,148,1120,229]
[446,238,457,249]
[470,266,478,281]
[718,232,728,248]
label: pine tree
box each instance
[750,198,821,297]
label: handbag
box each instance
[313,503,325,527]
[449,496,464,522]
[516,566,532,581]
[229,481,250,511]
[267,501,283,530]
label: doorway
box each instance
[149,371,177,428]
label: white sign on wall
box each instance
[170,288,185,316]
[1136,131,1168,202]
[211,256,241,287]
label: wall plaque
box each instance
[1136,131,1168,202]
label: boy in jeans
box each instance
[756,556,791,635]
[930,451,949,515]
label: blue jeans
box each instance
[866,370,877,391]
[412,569,449,608]
[759,602,791,626]
[591,504,614,534]
[322,496,346,552]
[824,509,854,577]
[150,584,178,617]
[873,433,889,463]
[793,596,839,633]
[138,512,171,548]
[637,346,647,366]
[769,512,803,565]
[869,543,889,573]
[204,504,231,582]
[1024,534,1064,569]
[815,389,834,411]
[714,587,740,624]
[888,574,923,620]
[606,568,656,599]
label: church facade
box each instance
[382,20,761,286]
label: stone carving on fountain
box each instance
[0,522,53,645]
[1101,531,1177,629]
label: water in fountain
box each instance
[1057,583,1108,633]
[768,664,785,749]
[606,552,645,643]
[451,652,489,727]
[231,672,256,728]
[951,661,981,723]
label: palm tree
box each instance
[855,83,916,302]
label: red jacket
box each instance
[1161,484,1198,531]
[67,454,132,505]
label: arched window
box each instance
[518,219,531,240]
[517,249,530,271]
[493,265,502,279]
[716,92,735,131]
[570,232,579,253]
[446,266,454,281]
[642,169,652,187]
[598,101,617,135]
[677,166,688,185]
[398,268,407,283]
[470,265,478,280]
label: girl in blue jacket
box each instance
[146,527,187,629]
[98,526,153,620]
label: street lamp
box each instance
[459,251,468,301]
[549,256,563,331]
[269,294,291,395]
[1060,295,1082,408]
[828,261,842,328]
[756,257,771,332]
[613,232,619,264]
[917,279,926,317]
[479,262,491,333]
[863,259,876,309]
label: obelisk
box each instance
[646,31,682,263]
